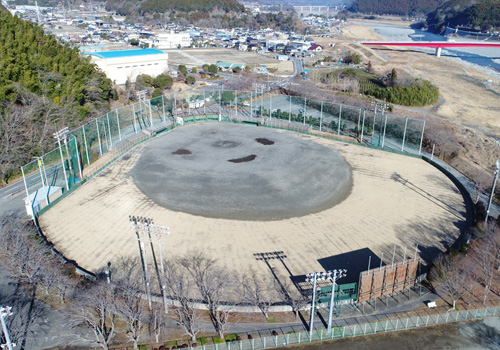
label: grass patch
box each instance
[213,334,240,344]
[197,336,208,345]
[164,340,178,348]
[267,317,278,323]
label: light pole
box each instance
[129,215,153,310]
[149,223,170,314]
[326,269,347,334]
[306,271,333,341]
[53,127,70,191]
[0,306,15,350]
[485,160,500,225]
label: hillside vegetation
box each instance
[107,0,243,18]
[0,11,112,184]
[348,0,447,16]
[426,0,500,33]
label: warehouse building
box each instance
[86,48,169,85]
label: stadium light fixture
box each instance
[129,215,153,310]
[149,223,170,314]
[0,306,15,350]
[326,269,347,334]
[305,269,347,340]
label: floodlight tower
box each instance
[306,269,347,340]
[150,223,170,313]
[305,271,330,341]
[326,269,347,334]
[129,215,153,310]
[0,306,15,350]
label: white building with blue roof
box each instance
[86,49,169,85]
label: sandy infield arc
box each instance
[39,124,467,281]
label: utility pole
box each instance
[53,127,70,191]
[485,160,500,224]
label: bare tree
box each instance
[70,282,117,350]
[273,278,307,319]
[430,254,470,309]
[471,238,498,304]
[180,252,233,339]
[0,215,48,287]
[150,302,168,344]
[164,259,199,342]
[112,259,147,350]
[240,269,276,318]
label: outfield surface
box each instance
[39,124,467,282]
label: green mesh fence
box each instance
[172,305,500,350]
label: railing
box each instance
[185,305,499,350]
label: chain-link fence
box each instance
[20,88,426,218]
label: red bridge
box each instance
[361,41,500,56]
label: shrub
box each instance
[153,74,173,89]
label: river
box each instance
[354,21,500,76]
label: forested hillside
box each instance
[426,0,500,33]
[0,11,112,184]
[348,0,447,16]
[106,0,244,17]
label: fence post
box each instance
[116,110,122,141]
[286,334,289,345]
[251,338,254,350]
[342,326,345,338]
[96,119,102,156]
[82,125,90,166]
[162,95,166,122]
[425,315,429,326]
[353,324,356,336]
[149,100,154,127]
[436,314,439,324]
[364,323,367,334]
[337,104,342,135]
[395,318,399,330]
[405,318,409,329]
[374,322,378,333]
[385,320,388,331]
[445,312,449,323]
[106,112,113,147]
[298,332,300,344]
[401,118,408,152]
[455,312,459,321]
